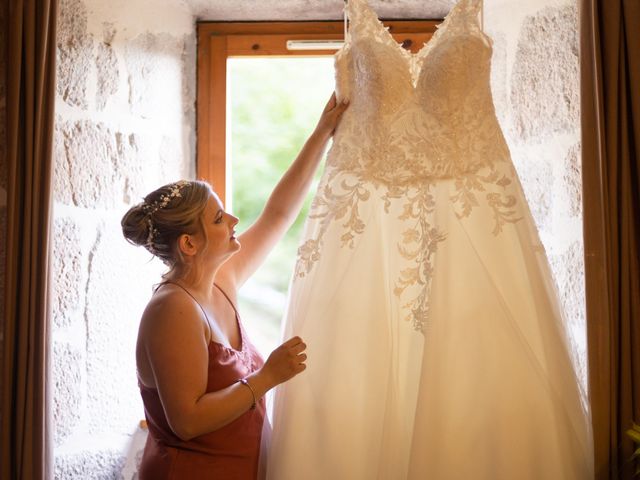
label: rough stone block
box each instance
[181,32,197,118]
[96,23,119,111]
[561,142,582,218]
[124,32,185,119]
[160,134,193,182]
[512,151,553,234]
[119,132,188,202]
[53,341,84,445]
[52,216,84,329]
[158,135,183,180]
[55,449,126,480]
[120,426,148,480]
[53,120,74,206]
[510,5,579,141]
[54,119,180,208]
[54,120,119,208]
[548,240,587,388]
[487,31,507,127]
[116,132,145,204]
[84,221,159,435]
[56,0,93,108]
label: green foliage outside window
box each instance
[229,57,334,352]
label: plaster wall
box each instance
[485,0,587,391]
[52,0,195,477]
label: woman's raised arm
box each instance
[220,93,348,288]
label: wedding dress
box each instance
[266,0,594,478]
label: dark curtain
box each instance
[1,0,57,478]
[580,0,640,479]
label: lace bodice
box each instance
[330,0,509,181]
[296,0,524,332]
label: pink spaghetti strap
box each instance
[161,281,215,340]
[213,283,241,318]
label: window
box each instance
[197,20,437,355]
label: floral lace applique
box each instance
[384,186,447,332]
[450,164,523,234]
[296,162,524,332]
[295,171,370,277]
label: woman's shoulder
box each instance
[146,282,192,310]
[140,284,205,336]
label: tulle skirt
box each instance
[266,161,594,479]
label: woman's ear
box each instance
[177,233,198,257]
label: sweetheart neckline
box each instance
[337,0,468,88]
[337,0,490,89]
[358,0,463,60]
[342,0,465,60]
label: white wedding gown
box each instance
[266,0,594,478]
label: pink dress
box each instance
[138,284,266,479]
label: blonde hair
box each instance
[121,180,213,277]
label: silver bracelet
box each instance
[238,378,257,410]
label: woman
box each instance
[121,93,348,479]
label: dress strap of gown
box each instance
[343,0,348,42]
[457,0,486,32]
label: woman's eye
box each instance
[214,215,223,224]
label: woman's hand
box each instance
[260,336,307,387]
[314,92,349,139]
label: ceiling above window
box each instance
[183,0,455,22]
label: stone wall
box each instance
[42,0,587,477]
[486,0,587,391]
[52,0,195,477]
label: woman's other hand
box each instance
[260,336,307,387]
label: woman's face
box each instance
[198,193,240,262]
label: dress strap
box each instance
[341,0,371,35]
[460,0,485,31]
[213,283,241,319]
[451,0,490,45]
[162,281,214,337]
[343,0,348,41]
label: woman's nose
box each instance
[228,213,239,226]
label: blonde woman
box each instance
[121,94,348,479]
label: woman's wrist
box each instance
[311,124,334,143]
[238,378,257,409]
[245,369,275,399]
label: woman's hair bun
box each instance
[121,203,151,247]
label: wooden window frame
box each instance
[196,20,439,204]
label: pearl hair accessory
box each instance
[143,180,190,251]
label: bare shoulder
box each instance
[139,285,207,346]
